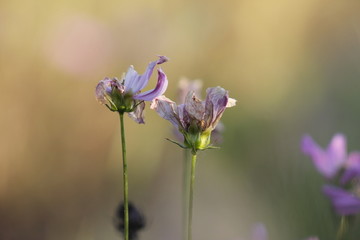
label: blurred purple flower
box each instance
[323,185,360,215]
[301,134,347,179]
[151,86,236,152]
[252,223,268,240]
[241,223,318,240]
[95,56,168,123]
[341,152,360,184]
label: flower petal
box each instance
[341,152,360,184]
[134,68,168,101]
[301,134,345,178]
[125,56,168,94]
[327,133,347,170]
[151,95,181,129]
[127,101,145,124]
[203,87,229,129]
[184,91,205,121]
[323,185,360,215]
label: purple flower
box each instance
[301,134,347,178]
[341,152,360,184]
[323,185,360,215]
[151,86,236,152]
[174,79,225,144]
[95,56,168,123]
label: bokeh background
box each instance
[1,0,360,239]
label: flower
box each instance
[301,134,347,179]
[341,152,360,184]
[151,86,236,152]
[95,56,168,123]
[323,185,360,215]
[174,79,225,144]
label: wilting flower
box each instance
[301,134,347,179]
[95,56,168,123]
[323,185,360,215]
[174,79,224,144]
[151,86,236,153]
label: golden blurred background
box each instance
[1,0,360,239]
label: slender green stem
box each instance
[336,216,347,240]
[183,149,190,240]
[119,113,129,240]
[187,152,197,240]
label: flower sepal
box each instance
[183,127,212,154]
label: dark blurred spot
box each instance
[115,202,145,240]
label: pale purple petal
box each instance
[127,101,145,124]
[301,135,346,179]
[151,95,181,129]
[252,223,268,240]
[95,77,118,104]
[204,87,229,129]
[341,152,360,184]
[125,56,168,94]
[327,133,347,171]
[134,68,168,101]
[323,185,360,215]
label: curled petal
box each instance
[301,134,346,178]
[128,101,145,124]
[151,95,181,129]
[204,87,229,129]
[125,56,168,94]
[95,80,107,104]
[323,185,360,215]
[134,68,168,101]
[95,77,120,104]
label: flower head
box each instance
[151,86,236,153]
[301,134,347,179]
[174,79,225,144]
[95,56,168,123]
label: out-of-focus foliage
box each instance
[1,0,360,239]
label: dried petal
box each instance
[128,101,146,124]
[151,95,181,129]
[184,91,205,121]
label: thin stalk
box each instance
[119,112,129,240]
[336,216,347,240]
[187,152,197,240]
[183,149,190,240]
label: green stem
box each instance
[187,152,197,240]
[119,113,129,240]
[336,216,347,240]
[183,149,190,240]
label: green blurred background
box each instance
[1,0,360,239]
